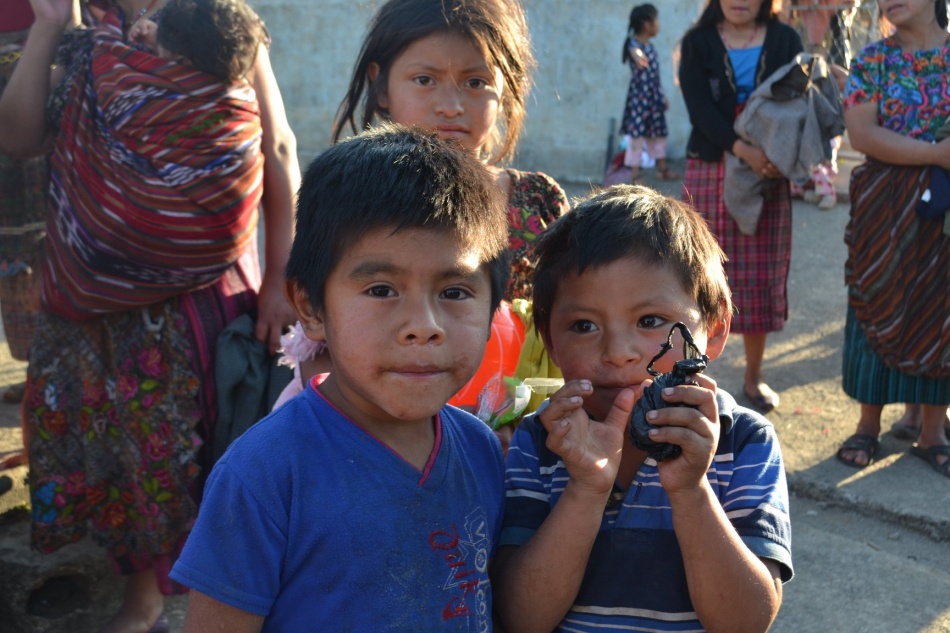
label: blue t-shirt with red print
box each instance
[171,380,505,632]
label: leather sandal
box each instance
[835,433,880,469]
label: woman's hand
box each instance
[733,139,781,178]
[932,137,950,171]
[255,269,295,355]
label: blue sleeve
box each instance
[499,415,551,547]
[722,416,794,582]
[170,457,287,615]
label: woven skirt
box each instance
[683,158,792,334]
[27,252,258,594]
[842,305,950,405]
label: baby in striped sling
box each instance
[129,0,262,83]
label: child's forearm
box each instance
[493,483,608,633]
[669,482,781,633]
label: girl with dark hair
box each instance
[679,0,803,414]
[619,3,677,181]
[334,0,569,302]
[834,0,950,476]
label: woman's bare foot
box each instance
[655,158,680,181]
[2,382,25,403]
[743,382,780,413]
[891,404,950,440]
[99,569,165,633]
[0,451,28,470]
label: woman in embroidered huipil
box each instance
[834,0,950,478]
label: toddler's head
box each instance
[533,185,732,349]
[628,3,658,36]
[334,0,534,164]
[157,0,262,82]
[531,185,732,420]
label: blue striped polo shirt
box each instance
[501,389,793,632]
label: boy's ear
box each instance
[367,62,387,109]
[703,312,731,362]
[284,280,327,343]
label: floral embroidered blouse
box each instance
[504,169,569,301]
[843,37,950,139]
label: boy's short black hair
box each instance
[158,0,262,82]
[532,185,732,343]
[286,123,510,313]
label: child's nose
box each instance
[399,296,446,344]
[434,84,464,117]
[602,331,641,367]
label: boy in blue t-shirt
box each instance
[493,186,793,633]
[170,125,510,632]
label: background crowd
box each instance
[0,0,947,631]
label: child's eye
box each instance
[440,287,471,301]
[638,315,664,329]
[568,320,597,334]
[367,285,396,298]
[412,75,435,87]
[465,77,490,90]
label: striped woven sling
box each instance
[845,160,950,377]
[43,10,262,320]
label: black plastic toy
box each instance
[629,322,709,462]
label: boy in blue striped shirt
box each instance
[493,185,793,633]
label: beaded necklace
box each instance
[718,22,760,50]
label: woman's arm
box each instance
[845,101,950,168]
[250,42,300,354]
[0,0,71,157]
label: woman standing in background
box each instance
[679,0,803,413]
[0,0,299,629]
[834,0,950,477]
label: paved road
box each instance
[1,166,948,632]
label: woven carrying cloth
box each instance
[845,160,950,377]
[44,11,262,319]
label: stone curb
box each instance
[788,474,950,543]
